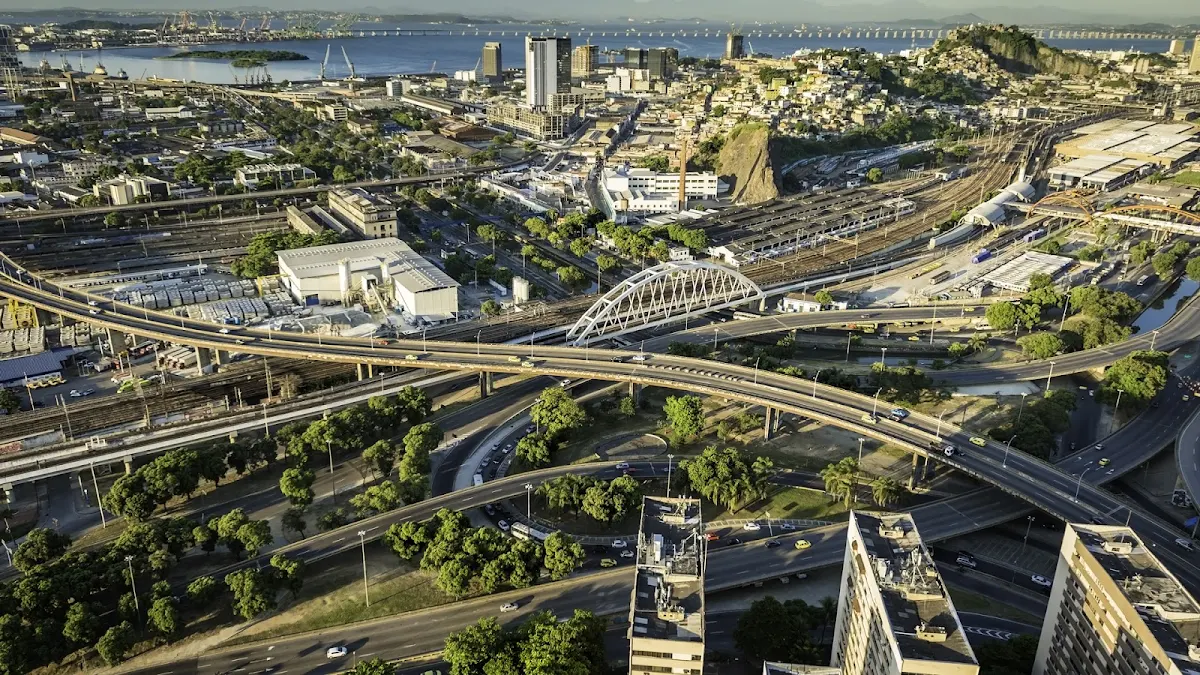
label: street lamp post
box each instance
[855,437,866,504]
[1020,515,1035,555]
[524,482,534,518]
[872,387,882,419]
[124,555,141,628]
[476,330,482,356]
[765,511,773,537]
[357,530,370,607]
[1045,361,1056,391]
[1016,392,1029,426]
[1003,433,1018,468]
[326,439,336,502]
[1074,468,1092,502]
[879,347,888,368]
[935,410,947,441]
[753,358,760,385]
[1110,388,1125,434]
[666,454,674,499]
[1151,329,1160,351]
[812,369,822,399]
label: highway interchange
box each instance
[4,248,1200,673]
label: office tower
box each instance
[482,42,502,79]
[1191,36,1200,74]
[831,512,979,675]
[0,25,19,99]
[1033,523,1200,675]
[648,48,678,80]
[627,497,705,675]
[572,44,598,77]
[624,47,648,69]
[525,36,571,109]
[1169,39,1185,56]
[725,32,745,60]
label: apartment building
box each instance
[572,44,599,77]
[525,36,572,109]
[831,511,979,675]
[234,162,315,188]
[486,102,571,140]
[482,42,502,79]
[1034,523,1200,675]
[628,497,705,675]
[599,166,723,223]
[326,187,397,239]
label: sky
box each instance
[0,0,1195,25]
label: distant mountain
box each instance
[938,13,989,25]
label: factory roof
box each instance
[982,251,1073,292]
[276,238,457,293]
[630,497,705,644]
[1072,524,1200,672]
[0,348,83,386]
[852,512,978,667]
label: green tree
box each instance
[384,520,432,560]
[11,528,71,572]
[62,602,101,646]
[282,506,308,539]
[516,432,553,467]
[556,265,588,291]
[187,575,219,604]
[363,440,397,478]
[1153,251,1180,277]
[820,457,859,506]
[350,480,404,515]
[870,476,903,506]
[569,237,592,258]
[396,386,433,423]
[225,568,277,620]
[96,621,135,666]
[237,519,274,557]
[1187,257,1200,281]
[985,302,1018,331]
[618,395,637,417]
[636,154,671,172]
[1101,350,1169,405]
[0,388,20,414]
[1130,240,1155,266]
[866,167,884,183]
[530,387,588,438]
[481,299,503,316]
[681,446,774,511]
[596,253,620,274]
[147,596,180,639]
[1017,332,1064,359]
[663,395,705,440]
[444,616,505,674]
[813,289,834,305]
[279,467,316,507]
[316,507,349,532]
[733,596,820,664]
[350,658,396,675]
[270,554,305,599]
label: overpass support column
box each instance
[106,328,129,356]
[908,453,921,490]
[214,350,230,367]
[628,382,641,406]
[479,371,494,398]
[764,407,777,440]
[0,484,11,504]
[357,363,365,381]
[194,347,212,376]
[123,456,134,475]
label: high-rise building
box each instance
[624,47,648,70]
[627,497,705,675]
[0,25,20,99]
[482,42,502,79]
[1190,36,1200,74]
[725,32,745,60]
[648,48,678,80]
[831,512,979,675]
[525,36,571,109]
[1033,523,1200,675]
[1169,39,1185,56]
[572,44,599,77]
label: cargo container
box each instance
[971,249,992,264]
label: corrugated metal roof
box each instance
[0,348,81,385]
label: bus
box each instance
[930,270,953,285]
[511,522,551,542]
[1136,275,1152,287]
[910,261,944,279]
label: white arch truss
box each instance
[567,261,764,346]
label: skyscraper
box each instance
[572,44,598,77]
[1190,36,1200,74]
[0,25,20,100]
[831,512,979,675]
[624,47,648,70]
[482,42,502,79]
[1033,523,1200,675]
[725,32,745,60]
[648,48,678,80]
[627,497,705,675]
[525,36,571,109]
[1169,39,1185,56]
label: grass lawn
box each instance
[1168,171,1200,188]
[703,485,862,523]
[945,584,1042,625]
[232,558,461,643]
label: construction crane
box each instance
[259,14,271,32]
[340,45,356,79]
[179,11,191,31]
[238,17,247,34]
[320,44,330,80]
[209,12,220,34]
[158,16,170,40]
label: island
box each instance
[161,50,309,68]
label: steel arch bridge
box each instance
[1027,190,1200,235]
[566,261,764,346]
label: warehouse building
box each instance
[599,166,724,223]
[1047,154,1151,191]
[1055,119,1199,168]
[981,251,1073,292]
[277,238,459,320]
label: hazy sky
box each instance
[1,0,1196,24]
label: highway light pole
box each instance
[845,333,851,362]
[124,555,141,629]
[856,437,866,504]
[666,454,674,498]
[935,410,947,441]
[357,530,370,607]
[476,330,482,356]
[1020,515,1035,556]
[1074,468,1092,502]
[1151,329,1160,351]
[1045,361,1056,391]
[90,461,106,529]
[1003,434,1018,468]
[872,388,882,419]
[879,347,887,368]
[753,358,760,385]
[1109,389,1125,434]
[327,439,336,502]
[1016,392,1029,426]
[812,369,822,399]
[524,482,534,518]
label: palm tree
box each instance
[968,332,990,353]
[870,477,903,507]
[815,596,838,646]
[820,458,857,505]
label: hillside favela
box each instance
[3,1,1200,674]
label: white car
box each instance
[1031,574,1052,588]
[611,539,627,548]
[498,520,510,531]
[620,549,635,558]
[86,300,99,307]
[500,602,519,613]
[218,328,231,334]
[742,522,762,531]
[326,646,348,659]
[1176,537,1195,551]
[614,462,630,470]
[779,522,797,531]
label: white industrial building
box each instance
[599,166,725,224]
[276,238,459,320]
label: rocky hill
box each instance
[717,124,779,204]
[941,25,1098,77]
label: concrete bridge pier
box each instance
[763,407,782,440]
[214,350,231,367]
[628,382,641,406]
[106,328,129,356]
[0,484,11,504]
[123,455,134,475]
[479,371,494,398]
[194,347,212,375]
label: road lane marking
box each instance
[402,644,417,648]
[332,537,345,543]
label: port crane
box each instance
[320,44,331,80]
[341,46,356,80]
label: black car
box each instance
[765,540,781,549]
[1091,516,1107,525]
[728,537,742,546]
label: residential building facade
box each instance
[482,42,502,79]
[525,36,571,109]
[572,44,599,77]
[326,187,398,239]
